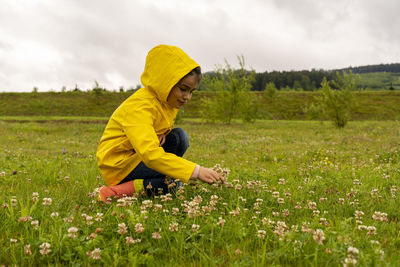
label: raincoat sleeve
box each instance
[121,102,196,183]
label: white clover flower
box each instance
[50,212,59,218]
[169,222,179,232]
[39,242,51,255]
[42,198,52,206]
[135,223,145,234]
[217,217,226,226]
[31,220,39,230]
[257,230,266,239]
[354,210,364,219]
[118,223,128,235]
[91,248,101,260]
[277,198,285,204]
[24,244,32,255]
[172,207,179,215]
[192,224,200,233]
[312,229,325,245]
[68,227,79,238]
[152,232,161,239]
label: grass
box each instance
[0,119,399,266]
[358,72,400,90]
[1,90,400,120]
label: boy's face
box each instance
[167,74,199,109]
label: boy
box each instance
[96,44,224,201]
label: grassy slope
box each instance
[358,72,400,90]
[1,90,400,120]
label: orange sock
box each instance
[98,180,142,202]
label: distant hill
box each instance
[336,63,400,74]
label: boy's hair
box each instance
[185,67,202,81]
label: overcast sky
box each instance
[1,0,399,92]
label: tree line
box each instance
[201,63,400,91]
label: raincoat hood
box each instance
[141,44,200,103]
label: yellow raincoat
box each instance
[96,45,199,186]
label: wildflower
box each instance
[262,217,273,225]
[141,200,153,209]
[372,211,388,222]
[24,244,32,255]
[85,216,93,225]
[343,257,357,266]
[31,220,39,230]
[39,242,51,255]
[272,211,279,217]
[235,184,242,190]
[126,236,141,244]
[152,232,162,239]
[274,221,288,236]
[169,222,179,232]
[18,216,32,222]
[217,217,226,226]
[90,248,101,260]
[257,230,266,239]
[338,198,345,204]
[308,201,317,210]
[319,218,329,226]
[278,178,285,185]
[313,210,320,216]
[354,210,364,219]
[367,226,377,235]
[371,188,379,197]
[95,213,103,222]
[135,223,144,234]
[87,233,97,239]
[272,191,280,198]
[117,198,127,207]
[312,229,325,245]
[160,193,173,202]
[11,197,17,207]
[95,227,103,233]
[172,207,179,215]
[10,238,17,243]
[192,224,200,233]
[42,197,52,206]
[282,209,290,217]
[229,207,240,216]
[235,248,242,255]
[2,202,9,209]
[154,204,163,211]
[277,198,285,204]
[357,225,367,231]
[348,246,359,256]
[50,212,59,218]
[68,227,79,238]
[118,223,128,235]
[32,192,39,202]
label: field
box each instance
[0,118,399,266]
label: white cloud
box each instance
[0,0,399,92]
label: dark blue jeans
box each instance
[118,128,189,195]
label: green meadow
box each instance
[0,118,399,266]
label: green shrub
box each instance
[307,71,359,128]
[200,56,256,124]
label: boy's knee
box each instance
[171,128,189,153]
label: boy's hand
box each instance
[197,167,225,184]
